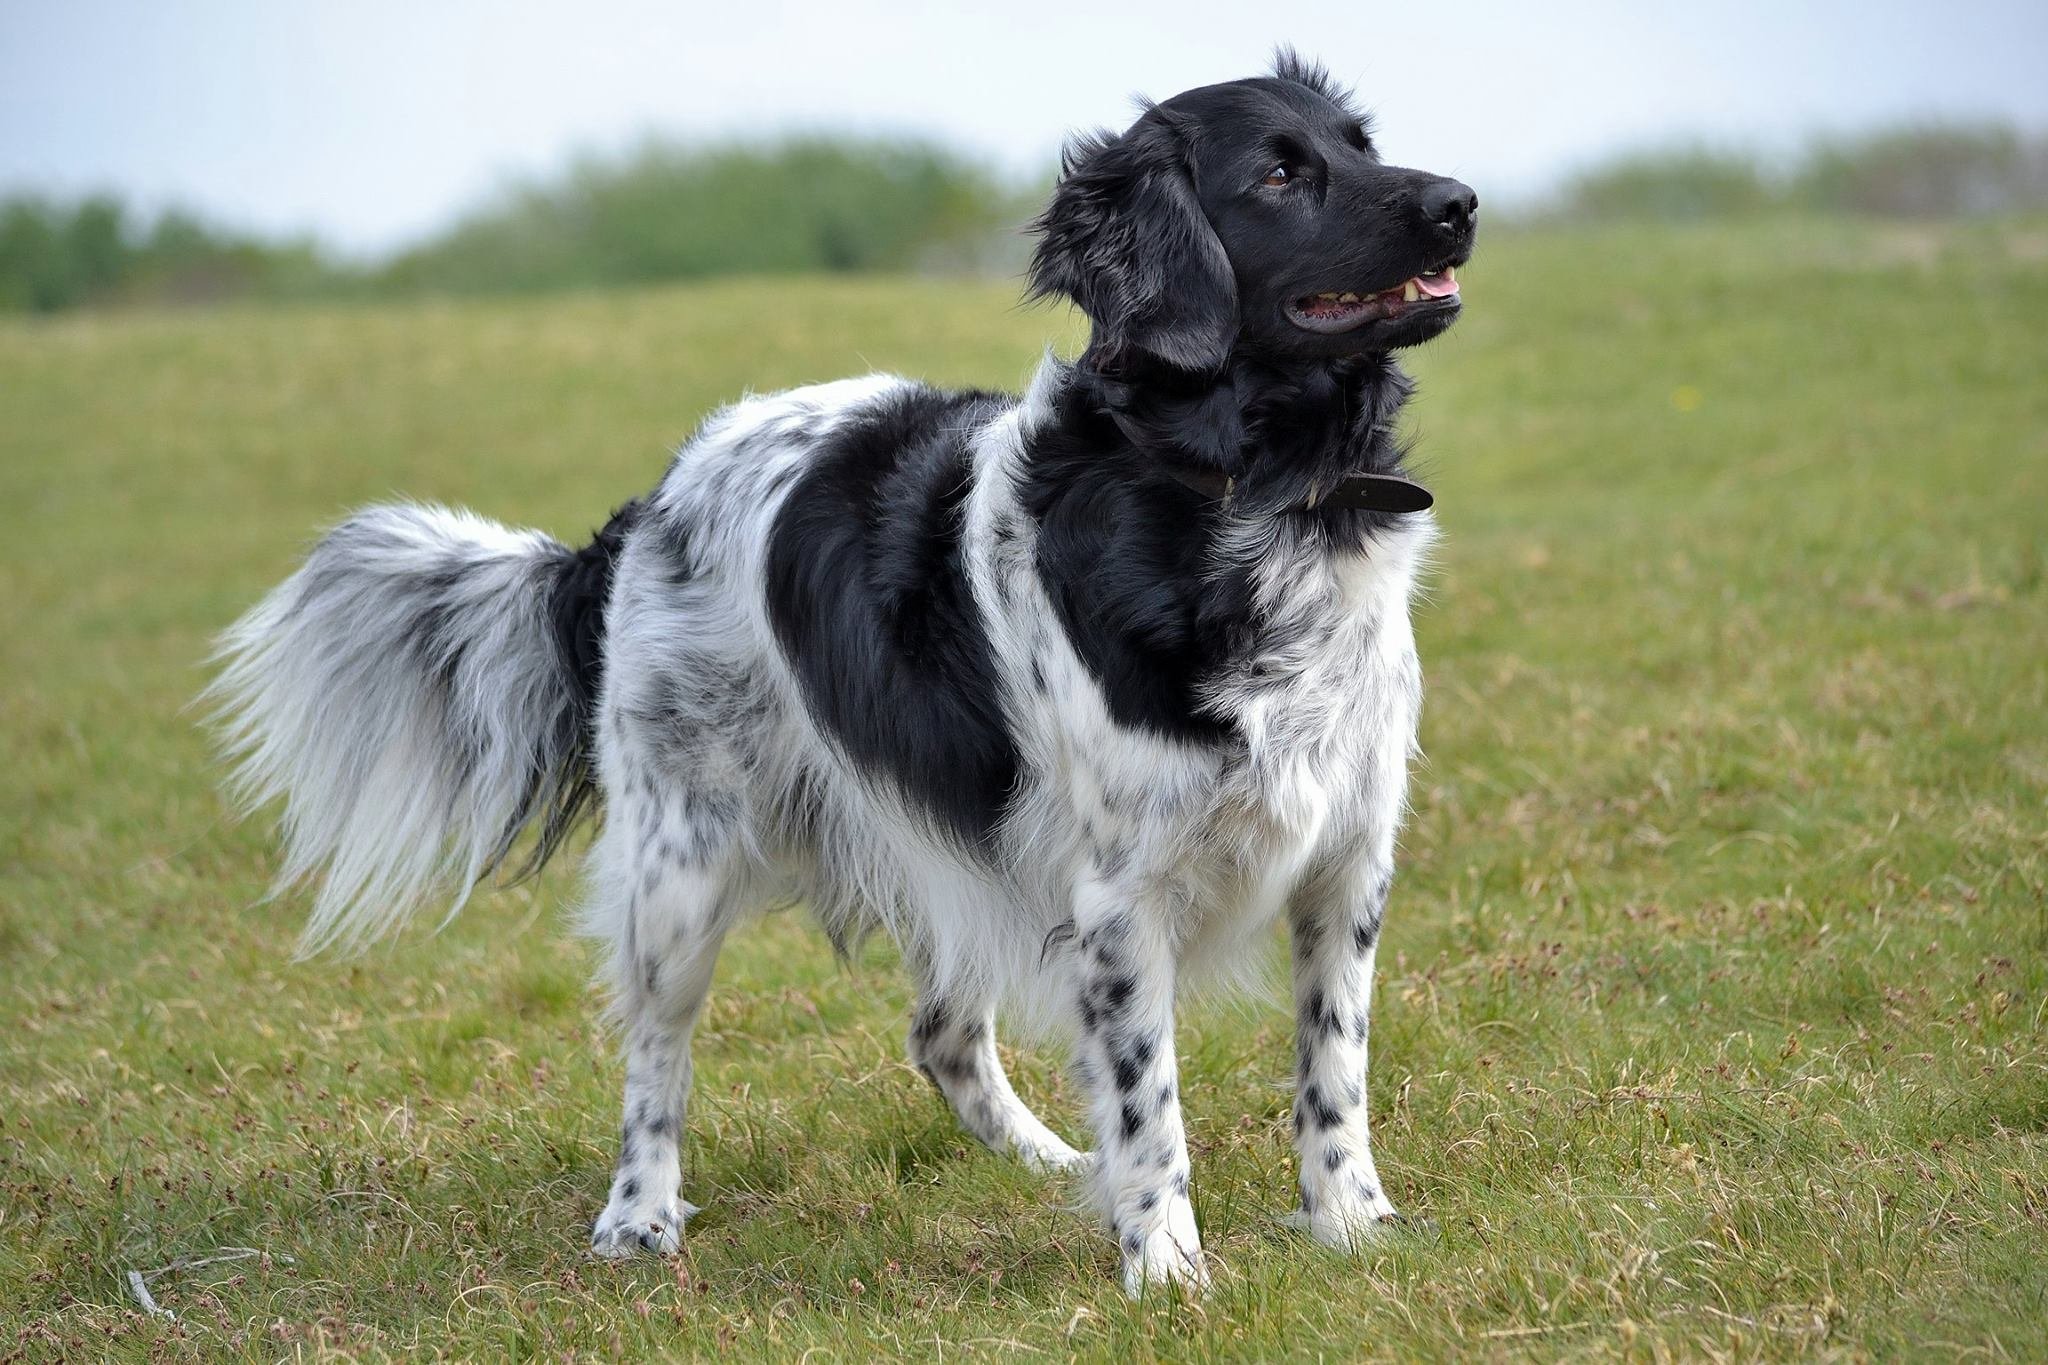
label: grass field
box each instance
[4,217,2046,1360]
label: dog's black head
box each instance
[1029,52,1476,373]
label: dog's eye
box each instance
[1262,162,1297,188]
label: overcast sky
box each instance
[4,0,2046,258]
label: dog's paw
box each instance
[590,1195,698,1258]
[1120,1229,1210,1298]
[1016,1139,1093,1175]
[1282,1197,1425,1253]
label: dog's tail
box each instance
[206,500,636,953]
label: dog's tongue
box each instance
[1414,273,1460,299]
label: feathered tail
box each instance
[206,501,627,952]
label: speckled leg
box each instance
[908,985,1087,1172]
[1070,876,1205,1295]
[1287,860,1401,1248]
[589,779,739,1258]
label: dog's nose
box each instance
[1422,179,1478,238]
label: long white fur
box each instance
[208,504,580,953]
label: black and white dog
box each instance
[210,54,1476,1293]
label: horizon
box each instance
[5,0,2048,260]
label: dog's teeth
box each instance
[1443,265,1456,283]
[1316,292,1338,300]
[1338,292,1360,303]
[1403,280,1420,303]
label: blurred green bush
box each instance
[0,195,333,312]
[376,136,1028,295]
[1556,124,2048,222]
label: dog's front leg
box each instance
[1070,874,1205,1295]
[1287,857,1403,1248]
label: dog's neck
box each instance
[1067,343,1419,517]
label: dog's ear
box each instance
[1027,116,1237,372]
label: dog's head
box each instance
[1029,52,1476,372]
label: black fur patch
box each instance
[765,385,1021,851]
[490,498,642,882]
[1120,1101,1145,1141]
[1019,385,1244,741]
[551,499,642,726]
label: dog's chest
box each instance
[1056,529,1427,898]
[1165,539,1425,939]
[1217,530,1425,816]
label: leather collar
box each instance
[1160,464,1434,514]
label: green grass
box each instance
[4,217,2046,1360]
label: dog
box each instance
[208,52,1476,1294]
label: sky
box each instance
[4,0,2046,259]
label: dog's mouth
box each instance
[1284,266,1460,334]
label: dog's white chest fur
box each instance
[1198,528,1430,940]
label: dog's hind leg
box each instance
[907,981,1088,1173]
[588,781,741,1258]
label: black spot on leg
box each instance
[1121,1232,1144,1256]
[619,1131,637,1165]
[1172,1171,1190,1198]
[1324,1147,1346,1172]
[1156,1082,1174,1112]
[1352,1011,1370,1043]
[909,1001,948,1051]
[1111,1034,1155,1092]
[1353,918,1379,954]
[1305,987,1342,1039]
[621,1178,640,1200]
[1030,658,1046,693]
[644,1114,676,1138]
[1300,1084,1341,1131]
[1294,916,1323,958]
[1078,915,1131,956]
[1120,1101,1144,1141]
[643,957,660,993]
[1137,1191,1157,1212]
